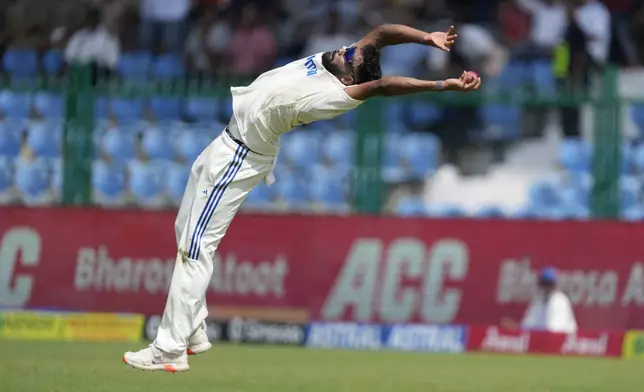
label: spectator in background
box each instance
[555,0,610,138]
[514,0,567,60]
[228,3,276,77]
[185,7,230,75]
[65,8,121,81]
[503,267,578,333]
[303,10,356,56]
[139,0,191,53]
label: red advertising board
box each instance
[467,326,624,357]
[1,207,644,330]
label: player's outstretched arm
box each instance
[357,24,457,52]
[345,71,482,101]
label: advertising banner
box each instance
[622,330,644,359]
[305,322,467,353]
[2,207,644,330]
[467,326,624,358]
[0,310,143,342]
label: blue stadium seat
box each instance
[476,206,506,218]
[14,158,51,201]
[633,144,644,173]
[185,97,218,122]
[153,53,184,81]
[382,134,406,182]
[26,122,62,158]
[112,98,144,122]
[150,97,182,121]
[3,49,38,78]
[42,50,63,75]
[141,127,175,161]
[95,96,110,120]
[281,132,320,169]
[128,161,165,205]
[118,52,152,81]
[510,205,540,219]
[529,179,561,208]
[177,128,210,162]
[321,131,353,167]
[92,160,127,204]
[165,163,190,205]
[0,91,32,120]
[308,165,348,208]
[100,129,137,162]
[409,101,441,129]
[245,182,275,207]
[481,105,521,140]
[559,138,590,172]
[385,101,407,132]
[400,133,440,178]
[560,185,589,209]
[531,60,556,96]
[491,61,525,92]
[622,205,644,222]
[274,171,308,207]
[631,105,644,136]
[620,176,640,210]
[221,97,234,120]
[34,92,63,119]
[0,156,13,198]
[427,204,466,218]
[562,203,590,220]
[0,124,21,157]
[394,196,428,217]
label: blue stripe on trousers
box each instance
[193,148,249,260]
[189,145,249,260]
[188,145,244,259]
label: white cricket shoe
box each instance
[187,321,212,356]
[123,345,189,373]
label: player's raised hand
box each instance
[426,25,458,52]
[444,71,482,92]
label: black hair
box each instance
[355,44,381,84]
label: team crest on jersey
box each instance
[305,55,317,76]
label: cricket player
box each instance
[123,23,481,372]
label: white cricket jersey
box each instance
[230,52,363,156]
[521,290,578,333]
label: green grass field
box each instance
[0,341,641,392]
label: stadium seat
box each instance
[560,185,589,209]
[42,50,63,75]
[476,206,506,218]
[95,96,110,120]
[150,97,182,121]
[491,61,525,92]
[481,105,521,140]
[633,144,644,173]
[394,196,428,217]
[221,97,234,120]
[427,204,466,218]
[321,131,353,167]
[308,165,348,208]
[400,133,440,178]
[0,124,21,157]
[128,161,165,206]
[509,205,540,219]
[26,122,62,158]
[559,138,590,172]
[0,156,13,200]
[112,98,144,122]
[177,128,211,162]
[165,163,190,205]
[529,179,561,208]
[382,134,406,183]
[620,176,640,210]
[531,60,556,96]
[118,52,152,81]
[51,157,62,197]
[281,132,320,169]
[34,92,64,119]
[385,101,407,132]
[14,158,51,202]
[274,171,308,207]
[3,49,38,78]
[245,182,275,207]
[409,101,441,129]
[562,203,590,220]
[631,105,644,135]
[622,205,644,222]
[100,129,137,162]
[185,97,219,122]
[92,160,127,205]
[0,91,32,120]
[141,127,175,161]
[153,53,184,81]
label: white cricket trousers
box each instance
[154,129,274,355]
